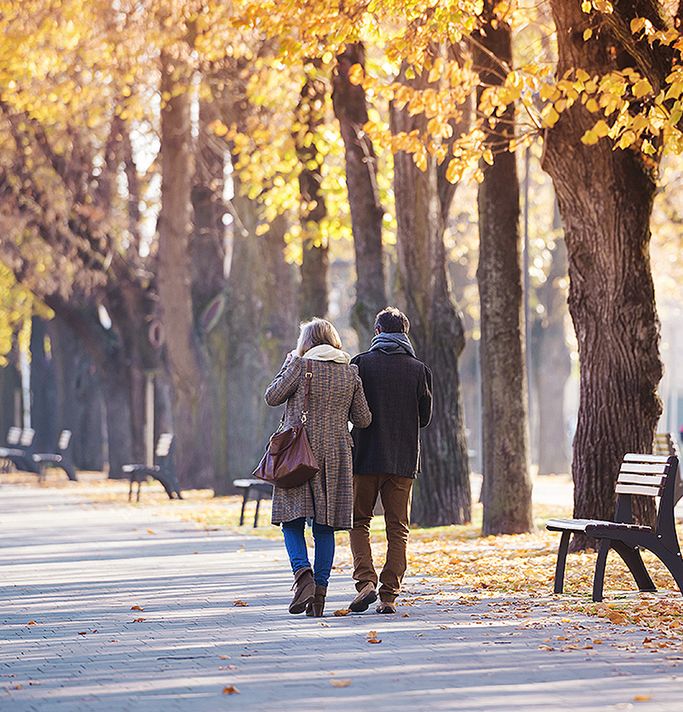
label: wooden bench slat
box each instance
[617,473,666,486]
[619,463,669,474]
[623,453,670,463]
[614,483,662,497]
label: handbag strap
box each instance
[301,359,313,424]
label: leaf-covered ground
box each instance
[7,470,683,648]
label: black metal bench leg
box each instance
[128,478,134,502]
[554,531,571,594]
[612,541,656,593]
[239,491,248,526]
[592,539,610,602]
[648,544,683,596]
[137,479,142,503]
[254,495,262,528]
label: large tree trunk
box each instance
[332,43,386,345]
[532,213,571,476]
[157,51,214,489]
[0,340,22,437]
[543,1,663,548]
[29,316,58,451]
[191,94,230,487]
[476,6,533,535]
[296,63,329,319]
[390,64,472,526]
[49,317,105,470]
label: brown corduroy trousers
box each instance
[349,474,413,603]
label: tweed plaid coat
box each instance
[264,355,372,529]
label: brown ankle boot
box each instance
[289,567,315,614]
[306,585,327,617]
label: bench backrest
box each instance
[155,433,173,459]
[615,453,679,542]
[6,427,21,446]
[58,430,72,451]
[20,428,35,448]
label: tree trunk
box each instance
[29,317,58,451]
[0,341,22,438]
[532,215,571,475]
[332,43,386,345]
[476,7,533,535]
[191,94,230,487]
[390,65,471,526]
[296,63,329,319]
[157,52,214,489]
[49,317,105,470]
[543,0,662,548]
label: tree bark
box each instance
[332,43,386,345]
[296,63,329,319]
[191,94,230,486]
[475,6,533,535]
[543,1,663,548]
[157,51,214,489]
[390,65,472,526]
[49,317,105,470]
[29,316,58,451]
[532,213,571,475]
[0,340,22,438]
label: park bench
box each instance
[547,453,681,602]
[0,428,37,474]
[0,427,23,472]
[123,433,182,501]
[233,478,272,527]
[654,432,681,503]
[32,430,77,482]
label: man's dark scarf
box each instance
[369,332,416,357]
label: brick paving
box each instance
[1,484,682,711]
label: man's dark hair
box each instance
[374,307,410,334]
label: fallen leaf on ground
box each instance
[233,600,248,607]
[633,695,652,702]
[367,630,382,644]
[27,621,37,626]
[146,528,156,535]
[219,655,231,660]
[330,679,352,688]
[223,685,240,695]
[333,609,350,616]
[78,631,87,636]
[132,617,145,623]
[131,605,144,611]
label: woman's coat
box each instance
[264,355,371,529]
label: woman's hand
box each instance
[284,350,297,366]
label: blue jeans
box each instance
[282,518,335,587]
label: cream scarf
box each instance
[303,344,351,364]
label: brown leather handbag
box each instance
[252,360,319,489]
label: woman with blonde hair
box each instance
[265,318,371,617]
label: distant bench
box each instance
[33,430,77,482]
[233,479,272,527]
[123,433,182,501]
[0,428,36,474]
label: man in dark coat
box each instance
[348,307,432,614]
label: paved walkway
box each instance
[1,485,682,711]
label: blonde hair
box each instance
[296,318,342,356]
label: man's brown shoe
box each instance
[349,582,378,612]
[289,567,315,614]
[376,601,397,614]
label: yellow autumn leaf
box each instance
[633,78,653,98]
[583,28,593,41]
[347,63,364,85]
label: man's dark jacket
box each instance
[351,350,432,478]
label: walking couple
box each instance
[264,307,433,617]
